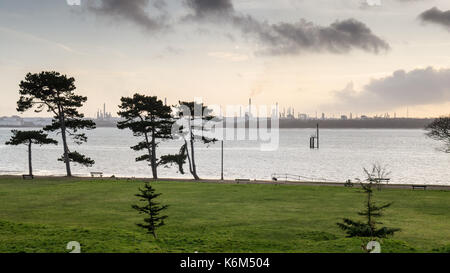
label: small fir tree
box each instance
[337,181,400,238]
[132,182,168,239]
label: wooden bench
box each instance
[90,172,103,178]
[22,174,34,180]
[373,178,390,183]
[412,185,427,190]
[235,179,250,183]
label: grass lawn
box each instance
[0,177,449,253]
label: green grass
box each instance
[0,177,449,253]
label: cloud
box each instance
[184,0,234,19]
[240,17,390,55]
[419,7,450,30]
[327,67,450,112]
[82,0,389,55]
[87,0,167,31]
[184,0,390,55]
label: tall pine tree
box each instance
[117,94,182,179]
[173,101,217,180]
[17,71,96,176]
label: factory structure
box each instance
[237,98,402,121]
[96,103,113,121]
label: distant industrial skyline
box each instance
[1,0,450,118]
[0,100,433,121]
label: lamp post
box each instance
[221,140,224,181]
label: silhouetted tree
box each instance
[173,101,217,180]
[337,180,400,238]
[5,130,58,176]
[117,94,181,179]
[159,143,188,174]
[426,116,450,153]
[363,163,391,191]
[17,71,96,176]
[132,182,168,239]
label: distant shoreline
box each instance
[0,118,434,129]
[1,175,449,190]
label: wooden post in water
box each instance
[316,123,319,149]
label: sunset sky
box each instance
[1,0,450,118]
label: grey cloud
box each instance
[419,7,450,30]
[185,0,390,55]
[328,67,450,112]
[253,18,389,55]
[87,0,167,31]
[184,0,234,19]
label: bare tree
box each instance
[360,163,391,191]
[426,116,450,153]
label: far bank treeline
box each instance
[5,71,450,179]
[6,71,217,180]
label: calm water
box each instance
[0,128,448,185]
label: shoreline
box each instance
[1,175,449,191]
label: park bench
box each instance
[412,185,427,190]
[22,174,34,180]
[372,178,390,183]
[90,172,103,178]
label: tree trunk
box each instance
[28,140,33,176]
[58,108,72,177]
[367,189,373,236]
[190,132,200,180]
[143,131,157,180]
[150,128,158,180]
[184,139,193,174]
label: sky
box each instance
[1,0,450,118]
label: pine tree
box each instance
[172,101,217,180]
[17,71,96,176]
[117,94,182,179]
[5,130,58,176]
[337,181,400,238]
[132,182,168,239]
